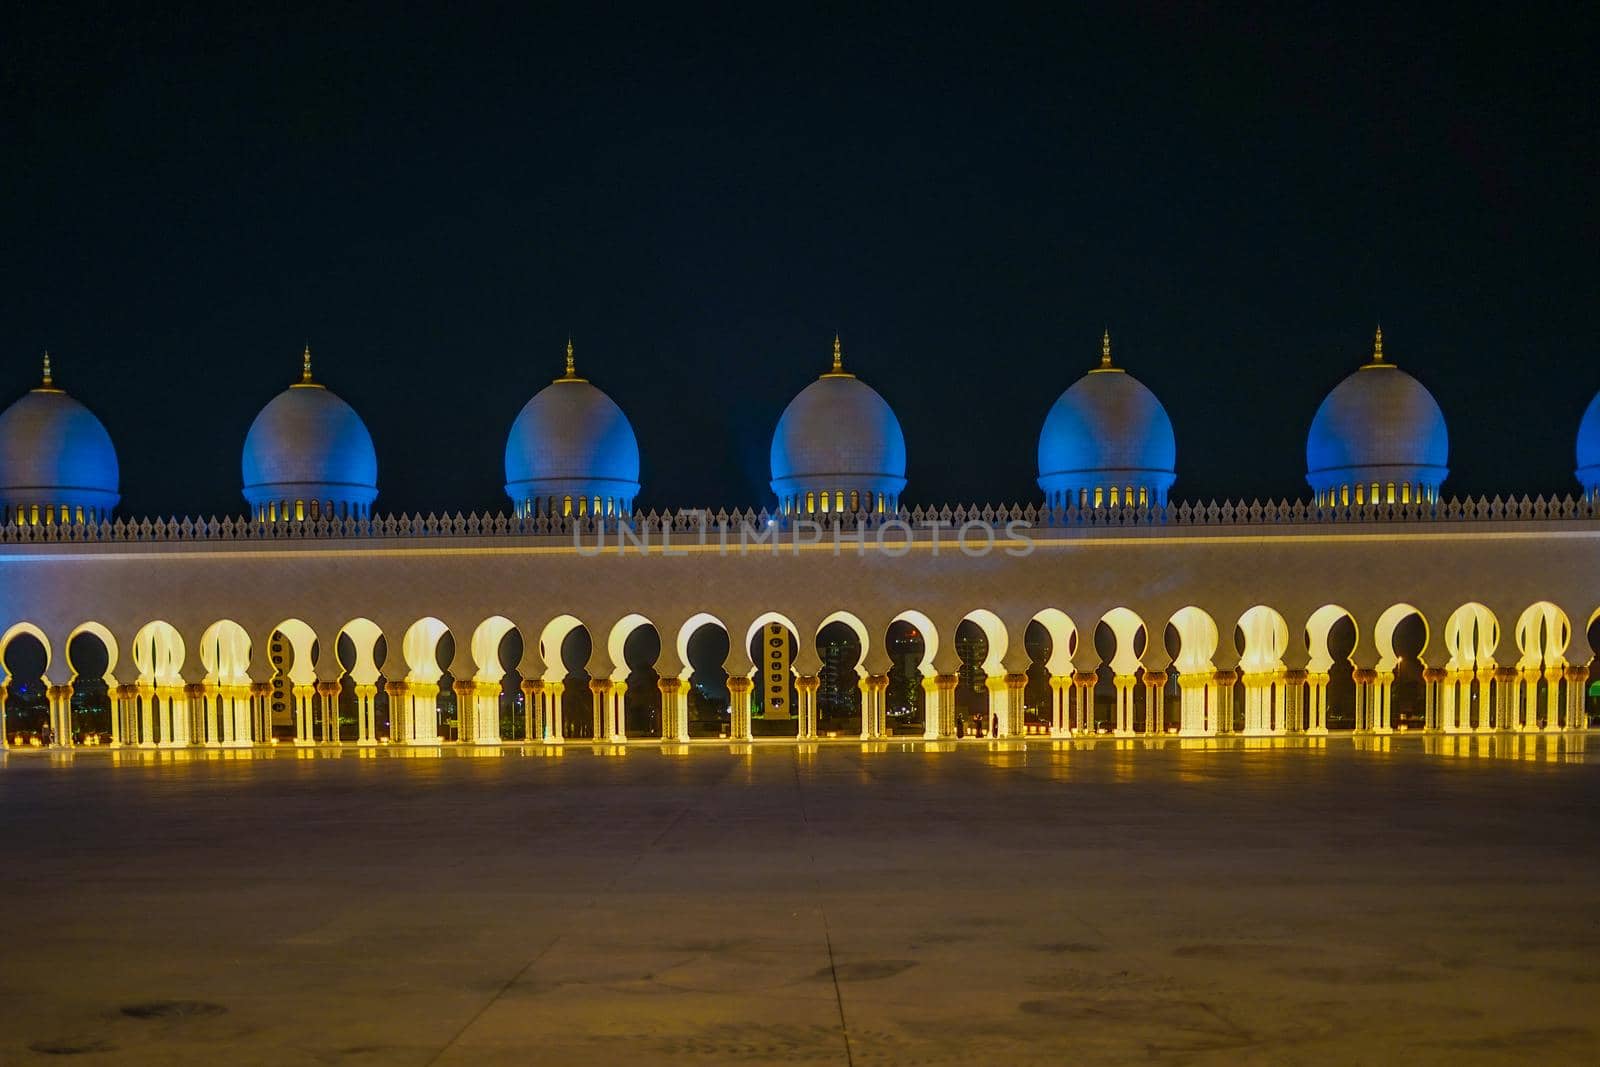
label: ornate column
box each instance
[317,680,343,744]
[0,682,8,747]
[1072,672,1098,734]
[1543,666,1563,732]
[520,679,542,742]
[165,685,191,746]
[135,682,156,746]
[211,683,232,746]
[1305,671,1330,734]
[291,682,315,745]
[1211,670,1237,735]
[452,679,477,742]
[189,683,214,746]
[106,683,124,747]
[183,683,207,745]
[250,681,272,743]
[546,680,565,742]
[588,679,610,742]
[1175,673,1203,736]
[1352,669,1376,733]
[1493,667,1518,731]
[47,683,74,748]
[1046,676,1070,737]
[1241,672,1280,735]
[407,681,440,744]
[1282,670,1308,733]
[796,675,820,740]
[1372,670,1394,734]
[1421,668,1446,732]
[474,680,503,743]
[354,684,378,745]
[727,677,754,741]
[1002,673,1027,738]
[1567,666,1590,731]
[385,680,410,743]
[605,680,628,742]
[858,673,889,740]
[1108,674,1134,736]
[1141,671,1168,736]
[659,678,687,741]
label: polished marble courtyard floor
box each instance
[2,735,1598,1065]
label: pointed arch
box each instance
[1374,603,1430,672]
[401,617,451,683]
[65,621,119,682]
[1029,608,1077,676]
[816,610,870,674]
[0,622,52,682]
[1236,605,1290,674]
[198,620,252,685]
[1443,603,1499,671]
[538,614,586,681]
[961,609,1009,675]
[891,609,940,676]
[470,615,519,683]
[1515,602,1570,671]
[1167,606,1218,675]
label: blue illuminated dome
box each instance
[1306,328,1448,506]
[1037,333,1176,508]
[770,338,907,514]
[1578,390,1600,496]
[0,354,120,524]
[242,348,378,520]
[504,342,641,517]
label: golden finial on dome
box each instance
[554,337,587,382]
[1101,329,1112,368]
[832,334,843,374]
[301,343,313,384]
[41,350,53,388]
[1372,325,1384,363]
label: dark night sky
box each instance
[2,4,1595,518]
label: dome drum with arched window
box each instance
[241,347,379,522]
[1037,332,1177,509]
[0,354,120,525]
[770,338,907,516]
[504,341,641,518]
[1305,328,1449,507]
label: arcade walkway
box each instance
[2,737,1597,1064]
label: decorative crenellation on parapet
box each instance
[0,494,1597,545]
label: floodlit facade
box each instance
[1,333,1597,751]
